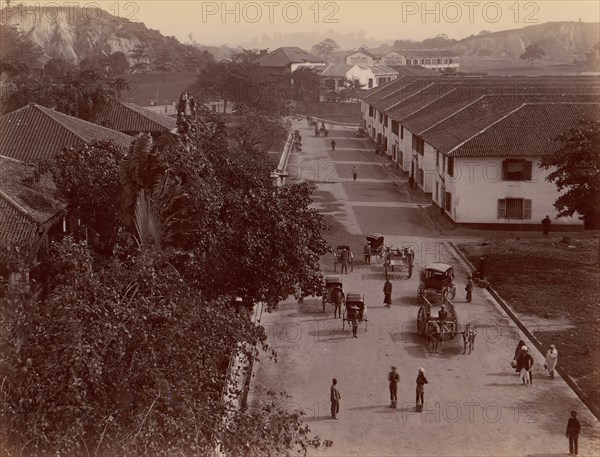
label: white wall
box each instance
[438,156,582,225]
[346,52,375,65]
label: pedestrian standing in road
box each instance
[330,378,341,419]
[339,249,349,274]
[351,317,359,338]
[513,340,526,372]
[332,285,343,319]
[383,277,392,308]
[363,242,371,264]
[518,346,533,386]
[416,367,428,410]
[542,215,552,236]
[566,411,581,455]
[545,344,558,379]
[388,366,400,408]
[352,166,358,182]
[465,275,474,302]
[478,257,486,280]
[331,139,336,151]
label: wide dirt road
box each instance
[250,121,600,457]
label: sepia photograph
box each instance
[0,1,599,456]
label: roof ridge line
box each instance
[401,88,459,124]
[422,94,487,135]
[386,82,437,111]
[446,104,526,156]
[0,188,38,223]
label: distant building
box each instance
[321,64,398,91]
[381,50,459,72]
[345,48,380,65]
[256,47,326,81]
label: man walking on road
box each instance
[339,249,349,274]
[331,139,336,151]
[332,285,343,319]
[383,278,392,307]
[330,378,341,419]
[352,166,358,181]
[389,366,400,408]
[416,367,428,411]
[566,410,581,455]
[351,316,359,338]
[465,275,474,302]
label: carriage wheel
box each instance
[417,306,427,337]
[448,284,457,300]
[376,253,385,264]
[417,284,425,303]
[442,287,449,299]
[384,263,388,277]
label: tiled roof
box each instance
[256,47,325,67]
[389,65,438,77]
[321,64,354,77]
[0,158,66,254]
[98,101,177,133]
[448,102,600,157]
[387,83,458,120]
[0,103,133,162]
[356,64,398,76]
[371,80,436,110]
[347,48,380,60]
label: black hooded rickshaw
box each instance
[342,293,368,332]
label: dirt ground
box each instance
[457,235,600,414]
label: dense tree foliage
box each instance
[541,120,600,226]
[311,38,340,62]
[2,108,331,455]
[0,24,43,77]
[1,67,128,120]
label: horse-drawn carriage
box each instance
[342,293,368,332]
[417,263,456,303]
[366,233,387,264]
[416,296,458,342]
[384,246,414,278]
[334,245,353,272]
[322,276,344,313]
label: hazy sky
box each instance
[12,1,600,47]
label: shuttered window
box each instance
[498,199,532,219]
[447,157,454,177]
[445,192,452,211]
[502,160,533,181]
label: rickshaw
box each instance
[417,296,458,342]
[417,263,456,303]
[334,245,354,272]
[384,245,414,278]
[342,293,368,332]
[366,233,387,264]
[322,275,344,313]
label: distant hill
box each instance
[452,22,599,58]
[0,5,214,70]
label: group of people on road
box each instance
[512,339,559,386]
[331,366,428,418]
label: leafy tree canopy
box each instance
[541,120,600,222]
[311,38,340,62]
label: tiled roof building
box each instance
[0,103,133,162]
[98,101,177,135]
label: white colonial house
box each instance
[322,64,398,92]
[379,50,460,72]
[430,102,599,228]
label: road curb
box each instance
[448,241,600,421]
[309,116,360,127]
